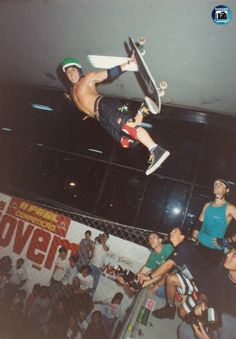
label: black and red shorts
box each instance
[98,97,137,147]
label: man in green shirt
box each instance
[138,233,173,297]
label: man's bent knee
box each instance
[167,273,181,286]
[121,123,138,140]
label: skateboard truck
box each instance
[136,36,146,56]
[158,81,168,97]
[130,36,168,114]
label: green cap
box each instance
[61,57,82,72]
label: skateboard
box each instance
[88,37,167,113]
[129,36,167,113]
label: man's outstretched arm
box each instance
[139,259,175,288]
[90,51,137,84]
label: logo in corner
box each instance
[212,5,232,25]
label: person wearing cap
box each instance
[60,55,170,176]
[192,179,236,267]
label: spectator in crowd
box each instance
[77,265,94,295]
[192,179,236,267]
[77,310,88,334]
[139,228,211,321]
[95,292,124,336]
[5,258,27,302]
[0,266,8,298]
[10,288,27,313]
[137,232,173,298]
[64,313,83,339]
[178,246,236,339]
[47,298,69,339]
[25,283,41,317]
[0,256,12,336]
[77,230,94,268]
[10,258,27,288]
[67,277,93,316]
[9,289,27,339]
[51,247,70,284]
[0,256,12,280]
[62,256,78,288]
[83,310,109,339]
[27,286,52,338]
[91,233,110,293]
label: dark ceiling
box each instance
[0,0,236,116]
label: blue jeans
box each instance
[155,284,166,298]
[91,264,102,294]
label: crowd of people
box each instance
[1,179,236,339]
[136,179,236,339]
[0,231,124,339]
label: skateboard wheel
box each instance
[159,81,167,90]
[157,88,165,97]
[140,49,146,56]
[139,36,146,45]
[160,81,167,90]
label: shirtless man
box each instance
[61,55,170,175]
[192,179,236,267]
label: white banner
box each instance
[0,192,151,314]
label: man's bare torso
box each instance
[71,72,101,118]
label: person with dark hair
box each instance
[27,286,52,338]
[137,233,173,298]
[0,256,12,280]
[62,256,78,288]
[5,258,27,302]
[9,289,27,339]
[76,231,94,268]
[77,310,88,334]
[77,265,94,294]
[60,54,170,176]
[139,228,211,321]
[83,310,109,339]
[64,313,82,339]
[10,258,27,289]
[178,247,236,339]
[95,292,124,336]
[91,233,110,293]
[67,277,93,315]
[51,247,69,284]
[48,298,69,339]
[0,267,8,298]
[25,283,41,317]
[192,179,236,267]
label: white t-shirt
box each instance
[53,257,70,281]
[10,265,27,285]
[64,328,82,339]
[77,319,88,333]
[77,273,94,291]
[62,266,78,285]
[103,299,121,319]
[91,242,109,268]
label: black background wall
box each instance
[1,84,236,235]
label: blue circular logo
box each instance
[212,5,232,25]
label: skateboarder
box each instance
[61,54,170,175]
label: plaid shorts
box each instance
[176,273,199,313]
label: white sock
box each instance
[148,144,157,153]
